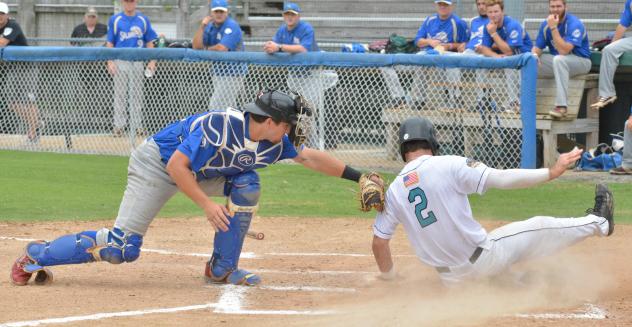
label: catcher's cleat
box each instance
[586,183,614,236]
[204,260,261,286]
[10,255,34,286]
[227,269,261,286]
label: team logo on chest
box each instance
[236,152,256,167]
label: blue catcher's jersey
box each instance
[535,13,590,58]
[414,13,469,51]
[481,15,533,54]
[107,12,158,48]
[203,17,244,51]
[466,15,489,50]
[273,20,319,52]
[152,109,298,179]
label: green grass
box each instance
[1,150,631,223]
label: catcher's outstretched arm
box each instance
[292,147,346,177]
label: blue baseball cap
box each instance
[211,0,228,12]
[434,0,453,4]
[283,2,301,14]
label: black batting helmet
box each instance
[398,116,440,161]
[242,88,311,125]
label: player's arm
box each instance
[292,147,345,177]
[166,150,230,232]
[484,147,582,190]
[613,24,628,42]
[549,28,574,55]
[192,16,211,50]
[491,34,513,55]
[280,43,307,53]
[0,37,9,47]
[372,235,395,279]
[531,46,543,57]
[477,44,502,57]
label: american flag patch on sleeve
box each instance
[403,171,419,187]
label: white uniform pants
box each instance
[538,53,591,107]
[437,214,610,285]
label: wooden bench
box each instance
[382,73,600,167]
[535,74,599,167]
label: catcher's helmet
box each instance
[242,89,311,125]
[398,116,440,160]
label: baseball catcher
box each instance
[10,88,378,287]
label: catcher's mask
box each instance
[243,88,312,147]
[398,116,440,161]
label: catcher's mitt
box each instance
[359,172,385,212]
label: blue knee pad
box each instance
[95,227,143,264]
[211,171,260,278]
[25,228,143,268]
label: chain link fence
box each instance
[0,48,536,171]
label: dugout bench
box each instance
[382,73,599,167]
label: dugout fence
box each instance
[0,47,537,171]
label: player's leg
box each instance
[128,62,145,139]
[205,171,261,286]
[10,139,178,285]
[475,184,613,277]
[551,54,591,107]
[112,60,129,136]
[597,38,632,100]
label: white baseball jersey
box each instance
[373,155,491,268]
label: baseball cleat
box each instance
[204,261,261,286]
[587,183,614,236]
[227,269,261,286]
[10,254,34,286]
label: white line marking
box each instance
[206,284,356,293]
[257,269,373,275]
[143,248,258,259]
[0,235,409,260]
[265,252,415,258]
[0,303,217,327]
[514,303,607,320]
[0,236,37,242]
[260,285,356,293]
[214,284,246,313]
[211,285,333,316]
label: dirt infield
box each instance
[1,217,631,327]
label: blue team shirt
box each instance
[273,21,319,52]
[466,15,489,50]
[203,17,244,51]
[414,13,469,51]
[107,12,158,48]
[620,0,632,27]
[152,109,298,180]
[535,13,590,58]
[481,15,533,54]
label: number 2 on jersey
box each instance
[408,187,437,228]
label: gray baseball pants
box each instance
[598,37,632,98]
[624,121,632,169]
[538,53,591,107]
[114,138,225,236]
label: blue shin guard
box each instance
[25,228,143,271]
[209,171,260,285]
